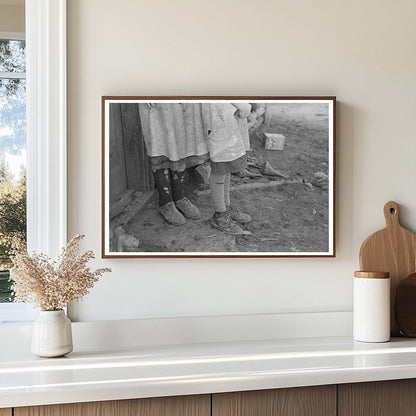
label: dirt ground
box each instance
[125,103,331,253]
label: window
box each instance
[0,35,26,304]
[0,32,35,323]
[0,32,34,322]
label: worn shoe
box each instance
[175,197,201,219]
[159,202,186,226]
[210,211,248,235]
[227,205,252,223]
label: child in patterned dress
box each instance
[139,103,209,225]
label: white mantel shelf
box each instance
[2,335,416,409]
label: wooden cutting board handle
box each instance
[359,201,416,336]
[383,201,400,228]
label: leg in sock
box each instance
[209,172,245,235]
[224,173,231,207]
[153,168,186,225]
[225,171,251,223]
[153,168,172,207]
[171,167,186,202]
[210,172,227,213]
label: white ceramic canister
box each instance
[353,271,390,343]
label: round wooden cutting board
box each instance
[395,272,416,337]
[359,201,416,336]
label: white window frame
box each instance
[0,30,32,323]
[0,0,67,324]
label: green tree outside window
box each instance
[0,38,27,302]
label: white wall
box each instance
[67,0,416,322]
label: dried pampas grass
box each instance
[10,234,111,311]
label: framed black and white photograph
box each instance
[102,96,336,258]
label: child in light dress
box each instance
[202,103,252,235]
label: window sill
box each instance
[0,303,36,324]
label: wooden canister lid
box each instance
[354,271,390,279]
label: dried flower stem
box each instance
[10,234,111,310]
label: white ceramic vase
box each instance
[31,310,73,357]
